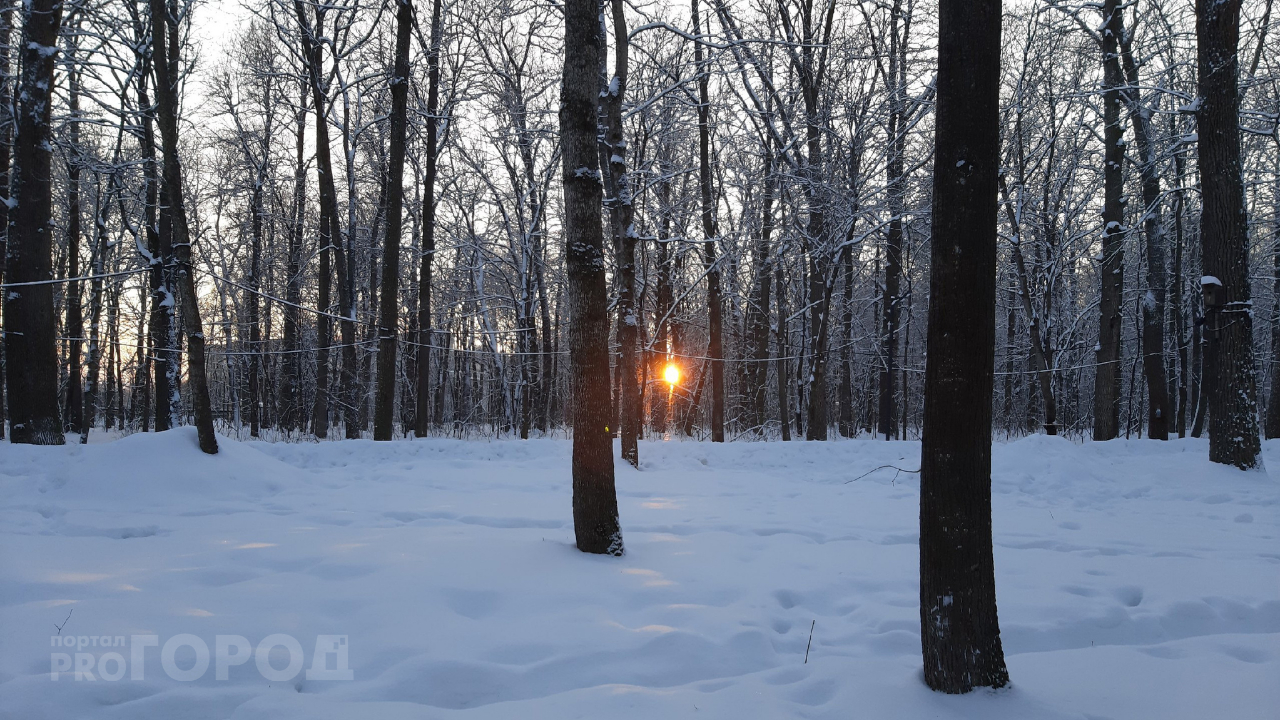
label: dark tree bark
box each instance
[600,0,639,465]
[1117,20,1171,441]
[295,0,357,441]
[414,0,442,438]
[1196,0,1261,469]
[127,11,174,433]
[63,106,83,434]
[1093,0,1126,442]
[3,0,65,444]
[878,0,908,442]
[151,0,217,454]
[693,0,724,443]
[1172,127,1190,437]
[775,257,792,441]
[374,0,413,441]
[0,0,12,439]
[562,0,622,555]
[1267,160,1280,439]
[918,0,1010,693]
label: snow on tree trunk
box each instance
[561,0,622,555]
[1196,0,1261,470]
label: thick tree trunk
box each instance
[878,0,908,441]
[1196,0,1261,469]
[918,0,1009,693]
[0,0,12,439]
[600,0,639,465]
[1093,0,1126,442]
[374,0,413,441]
[151,0,217,454]
[693,0,724,443]
[562,0,622,555]
[415,0,443,438]
[132,55,174,433]
[3,0,65,444]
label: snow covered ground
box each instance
[0,430,1276,719]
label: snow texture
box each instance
[0,430,1276,719]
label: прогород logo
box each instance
[49,634,353,682]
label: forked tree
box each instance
[150,0,218,454]
[917,0,1010,693]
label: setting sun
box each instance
[663,363,680,385]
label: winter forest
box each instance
[0,0,1276,716]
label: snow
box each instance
[1201,275,1223,286]
[1,430,1277,719]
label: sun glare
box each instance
[663,363,680,385]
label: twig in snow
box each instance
[804,620,815,663]
[844,465,921,484]
[54,609,73,635]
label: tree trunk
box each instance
[745,153,775,434]
[1266,159,1280,439]
[3,0,65,444]
[1172,129,1189,437]
[918,0,1010,693]
[693,0,724,443]
[64,50,86,434]
[415,0,443,438]
[1093,0,1126,441]
[1118,25,1170,440]
[1196,0,1261,469]
[374,0,413,441]
[775,258,791,441]
[281,79,307,434]
[878,0,908,441]
[998,177,1057,434]
[562,0,622,555]
[151,0,217,454]
[296,0,356,442]
[0,0,12,439]
[600,0,639,465]
[81,175,113,443]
